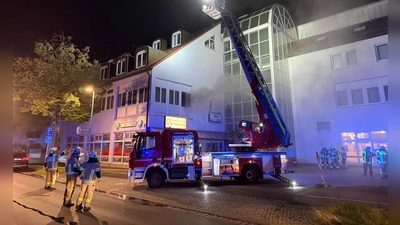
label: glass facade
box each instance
[222,5,297,151]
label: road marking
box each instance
[307,195,388,205]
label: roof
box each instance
[109,22,221,82]
[288,16,388,57]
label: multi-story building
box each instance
[15,1,387,167]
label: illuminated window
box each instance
[357,132,369,139]
[341,132,355,140]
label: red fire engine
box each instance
[128,0,295,188]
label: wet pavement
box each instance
[17,163,388,225]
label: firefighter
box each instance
[44,147,65,190]
[376,146,388,179]
[329,147,340,170]
[75,151,101,213]
[63,147,82,207]
[320,146,329,169]
[340,146,347,169]
[362,146,374,176]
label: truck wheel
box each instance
[147,169,166,188]
[242,167,258,184]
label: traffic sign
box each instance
[45,126,54,144]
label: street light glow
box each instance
[85,87,94,92]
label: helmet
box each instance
[89,151,97,158]
[366,146,371,150]
[49,147,57,154]
[72,147,82,156]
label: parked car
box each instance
[13,148,29,170]
[58,151,85,166]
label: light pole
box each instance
[85,87,95,160]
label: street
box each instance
[13,173,238,225]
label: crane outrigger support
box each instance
[272,174,296,187]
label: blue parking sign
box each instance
[45,126,54,144]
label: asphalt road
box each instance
[13,173,240,225]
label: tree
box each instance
[13,32,111,151]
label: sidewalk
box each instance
[19,163,388,225]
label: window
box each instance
[181,92,191,107]
[205,35,215,50]
[331,50,358,70]
[132,90,138,104]
[351,89,364,105]
[152,40,161,50]
[139,87,148,103]
[136,50,147,68]
[155,87,166,103]
[336,91,348,106]
[116,58,126,75]
[168,90,179,105]
[375,44,388,61]
[106,95,114,110]
[127,91,133,105]
[367,87,380,103]
[101,98,106,110]
[172,31,181,47]
[383,85,388,101]
[100,66,107,80]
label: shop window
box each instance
[375,43,388,61]
[341,132,355,140]
[371,131,387,140]
[357,132,369,139]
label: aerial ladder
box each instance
[202,0,292,150]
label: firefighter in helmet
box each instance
[320,146,329,169]
[329,147,340,170]
[75,151,101,213]
[362,146,374,176]
[376,146,388,179]
[340,146,348,169]
[44,147,65,190]
[63,147,82,207]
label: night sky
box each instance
[14,0,379,63]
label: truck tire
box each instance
[242,166,258,184]
[147,169,166,188]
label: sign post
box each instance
[45,126,54,156]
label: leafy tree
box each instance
[13,32,111,150]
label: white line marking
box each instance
[307,195,388,205]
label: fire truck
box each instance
[128,0,294,188]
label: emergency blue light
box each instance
[146,127,151,132]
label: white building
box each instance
[289,0,388,163]
[18,1,387,167]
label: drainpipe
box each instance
[146,71,152,128]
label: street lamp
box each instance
[85,87,95,159]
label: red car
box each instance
[13,148,29,170]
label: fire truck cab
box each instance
[128,128,202,188]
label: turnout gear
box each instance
[376,146,388,179]
[329,147,340,170]
[320,147,329,169]
[75,154,101,212]
[362,146,374,176]
[63,147,82,207]
[340,146,347,168]
[44,147,65,190]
